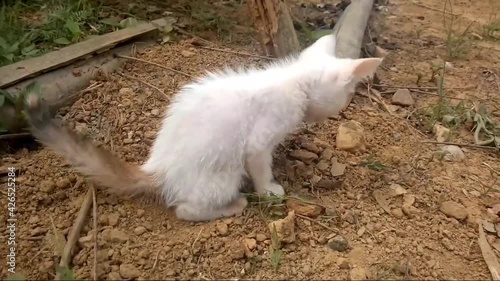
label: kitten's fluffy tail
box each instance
[24,94,161,200]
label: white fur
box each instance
[141,34,383,221]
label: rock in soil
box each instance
[433,123,450,142]
[216,222,229,236]
[134,226,147,235]
[286,199,324,218]
[244,238,257,250]
[109,229,129,242]
[289,149,318,164]
[336,121,365,152]
[441,145,465,161]
[330,157,347,177]
[268,210,296,244]
[440,201,468,220]
[391,89,414,106]
[108,272,121,280]
[349,267,369,280]
[482,220,496,233]
[327,234,350,252]
[256,233,267,242]
[119,264,141,279]
[229,240,246,260]
[108,213,120,227]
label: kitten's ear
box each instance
[349,58,383,80]
[300,34,336,58]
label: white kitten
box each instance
[25,34,382,222]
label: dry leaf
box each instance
[478,224,500,280]
[373,189,391,215]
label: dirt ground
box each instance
[1,0,500,280]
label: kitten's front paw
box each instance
[264,183,285,196]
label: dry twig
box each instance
[151,249,161,273]
[91,184,98,281]
[413,2,460,16]
[0,132,32,140]
[194,45,275,60]
[115,54,193,78]
[55,179,90,280]
[295,213,339,233]
[117,72,170,100]
[421,141,500,151]
[373,83,471,90]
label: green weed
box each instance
[421,63,500,148]
[0,0,137,66]
[269,223,282,271]
[481,0,500,40]
[442,0,473,59]
[360,154,388,171]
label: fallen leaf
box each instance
[373,189,391,215]
[478,224,500,280]
[388,183,407,197]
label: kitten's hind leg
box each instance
[245,148,285,196]
[175,196,248,222]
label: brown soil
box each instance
[1,0,500,280]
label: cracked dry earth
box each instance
[1,0,500,280]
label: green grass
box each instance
[481,0,500,40]
[482,18,500,40]
[0,0,138,67]
[269,223,282,271]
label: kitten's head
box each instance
[298,34,383,122]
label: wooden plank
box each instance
[0,18,169,88]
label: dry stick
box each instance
[22,236,44,240]
[295,213,339,233]
[379,88,468,101]
[413,2,460,16]
[409,89,469,100]
[373,84,470,90]
[55,179,89,281]
[115,54,193,78]
[194,45,275,60]
[151,249,161,272]
[0,132,32,140]
[359,86,427,138]
[117,72,170,100]
[421,140,500,151]
[483,162,500,176]
[91,184,98,281]
[191,227,204,254]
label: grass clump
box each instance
[421,63,500,148]
[442,0,473,59]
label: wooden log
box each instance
[332,0,375,59]
[247,0,301,58]
[0,18,171,88]
[2,42,147,116]
[331,0,375,109]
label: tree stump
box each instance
[247,0,301,58]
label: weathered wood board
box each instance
[0,18,170,88]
